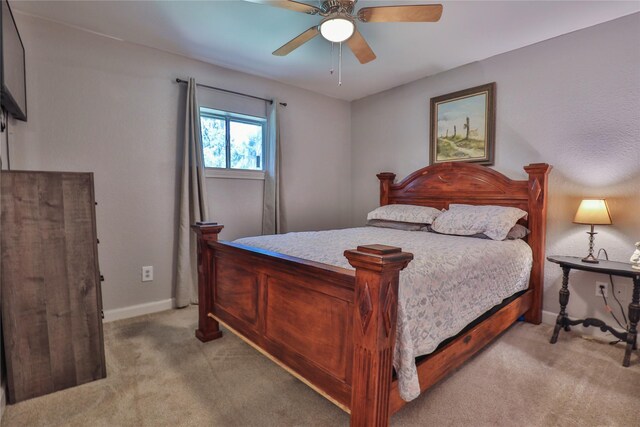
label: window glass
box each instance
[200,116,226,168]
[230,121,263,170]
[199,108,265,172]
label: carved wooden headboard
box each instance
[377,162,551,324]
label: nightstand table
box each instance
[547,255,640,367]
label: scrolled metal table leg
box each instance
[551,267,571,344]
[623,276,639,367]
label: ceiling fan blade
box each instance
[346,29,376,64]
[243,0,320,15]
[273,26,320,56]
[358,4,443,23]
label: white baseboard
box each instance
[541,309,626,341]
[103,298,175,322]
[541,310,559,327]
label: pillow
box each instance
[505,224,530,240]
[425,223,530,240]
[431,204,528,241]
[367,204,442,225]
[366,219,429,232]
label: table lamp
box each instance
[573,199,612,263]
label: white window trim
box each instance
[205,168,265,180]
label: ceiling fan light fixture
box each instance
[319,16,355,43]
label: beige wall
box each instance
[351,13,640,329]
[8,13,352,312]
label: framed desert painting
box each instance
[429,82,496,165]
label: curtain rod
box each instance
[175,78,287,107]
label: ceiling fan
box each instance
[244,0,443,64]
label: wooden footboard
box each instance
[192,223,412,423]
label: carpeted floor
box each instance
[3,306,639,427]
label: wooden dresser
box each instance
[0,171,106,403]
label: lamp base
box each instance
[581,227,599,263]
[581,253,600,264]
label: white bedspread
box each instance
[235,227,532,401]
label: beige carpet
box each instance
[3,306,639,427]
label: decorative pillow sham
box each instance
[367,204,442,225]
[366,219,429,232]
[431,204,528,241]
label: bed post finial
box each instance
[523,163,551,324]
[344,245,413,427]
[377,173,396,206]
[191,222,224,342]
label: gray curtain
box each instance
[176,78,210,307]
[262,100,281,235]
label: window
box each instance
[200,107,266,178]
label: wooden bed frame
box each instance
[192,162,551,426]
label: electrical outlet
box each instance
[596,281,608,297]
[142,266,153,282]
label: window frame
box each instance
[200,108,267,180]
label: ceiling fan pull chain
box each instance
[338,41,343,86]
[330,42,335,75]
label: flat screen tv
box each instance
[1,0,26,121]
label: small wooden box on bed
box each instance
[192,162,551,427]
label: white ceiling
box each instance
[12,1,640,101]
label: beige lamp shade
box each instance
[573,199,612,225]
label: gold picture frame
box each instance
[430,82,496,165]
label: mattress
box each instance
[235,227,532,401]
